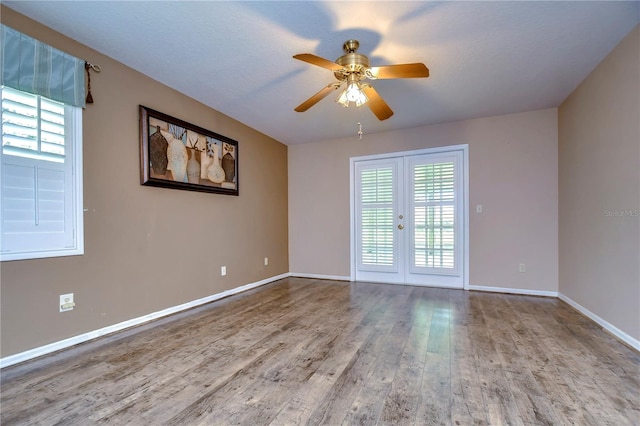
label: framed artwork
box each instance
[139,105,238,195]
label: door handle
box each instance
[398,224,404,230]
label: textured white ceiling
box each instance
[4,1,639,145]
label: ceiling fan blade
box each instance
[368,63,429,79]
[361,84,394,121]
[293,53,344,71]
[294,83,341,112]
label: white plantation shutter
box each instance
[356,161,399,271]
[409,156,459,275]
[2,160,69,251]
[2,88,66,160]
[1,86,83,261]
[0,26,84,261]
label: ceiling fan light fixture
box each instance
[336,89,350,107]
[336,81,368,108]
[354,88,368,107]
[294,39,429,120]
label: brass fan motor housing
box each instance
[334,39,370,81]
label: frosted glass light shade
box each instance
[336,82,368,107]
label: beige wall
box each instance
[5,6,635,361]
[558,26,639,341]
[289,108,559,292]
[0,8,289,357]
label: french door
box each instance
[351,147,467,288]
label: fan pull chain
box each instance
[357,122,363,140]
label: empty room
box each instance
[1,2,638,425]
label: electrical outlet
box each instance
[60,293,75,312]
[221,266,227,276]
[519,263,526,273]
[264,257,269,266]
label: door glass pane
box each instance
[359,167,395,267]
[413,162,455,269]
[361,207,394,265]
[414,162,454,202]
[361,168,393,203]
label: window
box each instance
[359,166,396,267]
[1,86,83,261]
[412,161,456,269]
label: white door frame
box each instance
[349,144,469,290]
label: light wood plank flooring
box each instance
[1,278,639,425]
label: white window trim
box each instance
[0,104,84,262]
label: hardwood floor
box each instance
[1,278,639,425]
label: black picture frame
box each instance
[139,105,238,196]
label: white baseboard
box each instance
[468,284,558,298]
[4,276,635,369]
[289,273,351,282]
[0,273,289,369]
[558,293,640,352]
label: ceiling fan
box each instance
[293,39,429,121]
